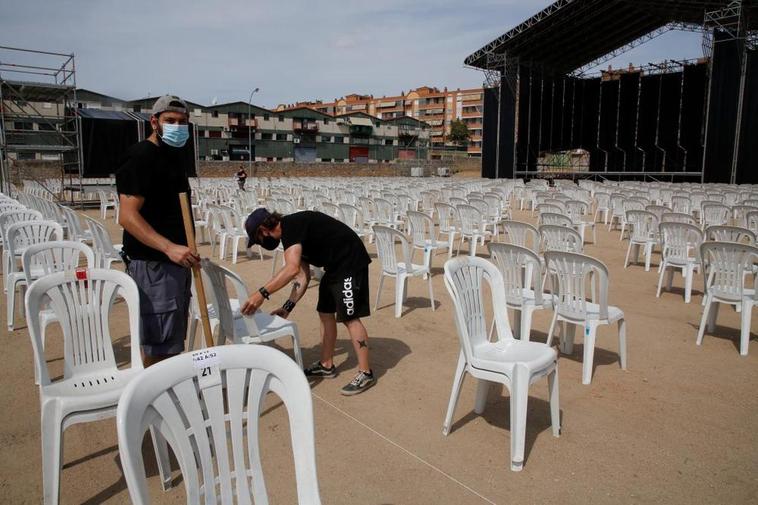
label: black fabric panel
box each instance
[637,74,661,172]
[658,72,684,172]
[516,65,531,172]
[597,79,619,171]
[562,78,576,149]
[80,117,139,176]
[681,63,707,174]
[618,72,641,172]
[481,86,499,178]
[497,80,517,178]
[551,78,565,150]
[581,78,601,171]
[539,76,554,153]
[704,30,741,183]
[736,47,758,184]
[527,68,542,173]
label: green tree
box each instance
[448,119,470,146]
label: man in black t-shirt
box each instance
[116,94,199,366]
[241,209,375,395]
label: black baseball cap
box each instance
[245,208,271,248]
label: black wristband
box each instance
[282,299,296,313]
[258,287,271,300]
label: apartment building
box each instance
[277,85,484,156]
[2,90,429,165]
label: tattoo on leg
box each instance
[358,340,367,348]
[293,281,301,290]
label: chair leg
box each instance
[618,318,627,370]
[374,273,385,311]
[707,302,719,333]
[582,325,597,385]
[394,276,406,318]
[656,264,666,298]
[560,322,576,355]
[546,311,558,348]
[696,296,712,346]
[427,274,435,311]
[520,308,534,342]
[7,283,17,331]
[684,265,694,304]
[623,241,633,268]
[40,401,63,505]
[739,302,752,356]
[442,351,466,436]
[547,367,560,437]
[474,379,489,414]
[644,243,653,272]
[509,365,530,471]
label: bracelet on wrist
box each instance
[258,287,271,300]
[282,299,296,313]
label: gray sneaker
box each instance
[340,370,375,396]
[304,361,337,379]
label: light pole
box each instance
[247,87,260,173]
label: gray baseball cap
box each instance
[151,95,189,116]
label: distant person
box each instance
[236,165,248,190]
[116,95,198,367]
[241,209,376,395]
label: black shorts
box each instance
[317,266,370,323]
[127,259,191,357]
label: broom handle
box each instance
[179,192,214,348]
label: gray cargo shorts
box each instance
[127,259,192,357]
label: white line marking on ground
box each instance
[313,393,498,505]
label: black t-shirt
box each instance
[116,140,191,262]
[281,211,371,274]
[237,170,247,182]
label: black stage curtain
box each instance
[516,65,532,172]
[80,117,139,176]
[497,80,517,178]
[481,86,499,178]
[736,47,758,184]
[703,30,741,183]
[637,74,661,173]
[581,78,601,172]
[658,72,684,172]
[618,72,641,172]
[681,63,707,174]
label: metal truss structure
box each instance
[0,46,82,197]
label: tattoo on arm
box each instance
[358,340,368,349]
[293,281,301,290]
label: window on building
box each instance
[384,139,393,145]
[212,111,219,118]
[276,157,283,161]
[321,136,331,143]
[262,133,273,140]
[323,118,329,125]
[133,106,141,112]
[38,123,55,131]
[278,115,284,122]
[334,136,343,144]
[263,113,270,120]
[18,152,36,160]
[267,157,274,161]
[333,158,343,163]
[276,133,287,140]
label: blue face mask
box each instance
[160,123,189,148]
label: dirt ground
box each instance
[1,199,756,505]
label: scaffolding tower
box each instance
[0,46,82,198]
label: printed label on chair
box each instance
[75,268,88,281]
[191,349,221,389]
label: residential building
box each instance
[276,85,484,156]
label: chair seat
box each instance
[395,262,428,276]
[42,367,140,408]
[559,302,624,324]
[506,289,554,310]
[472,340,557,373]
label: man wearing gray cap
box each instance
[116,95,199,366]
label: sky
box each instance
[0,0,705,108]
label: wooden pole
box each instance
[179,192,214,348]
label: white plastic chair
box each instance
[456,204,491,257]
[623,210,659,272]
[661,211,697,225]
[566,200,596,244]
[544,251,627,385]
[219,207,249,264]
[373,225,434,318]
[6,220,64,330]
[700,203,731,229]
[539,225,583,253]
[442,256,559,471]
[705,225,756,245]
[189,258,303,366]
[97,190,117,219]
[657,222,703,304]
[539,212,573,228]
[117,345,322,505]
[1,209,43,286]
[83,216,123,269]
[503,220,540,255]
[22,241,96,383]
[60,206,93,243]
[25,268,168,505]
[488,242,552,341]
[407,210,448,270]
[434,202,459,258]
[696,241,758,356]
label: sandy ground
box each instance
[1,200,757,505]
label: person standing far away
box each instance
[236,164,248,190]
[240,208,376,395]
[116,94,199,367]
